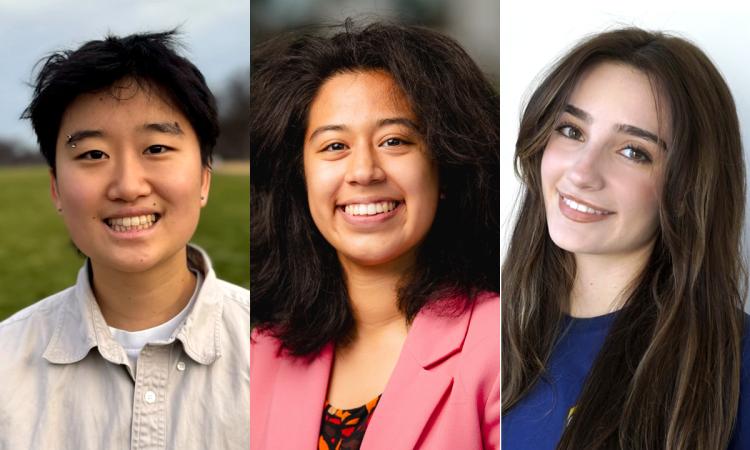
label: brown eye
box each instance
[619,146,652,164]
[557,124,583,141]
[323,142,346,152]
[77,150,108,160]
[145,145,170,154]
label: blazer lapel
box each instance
[362,299,475,450]
[263,343,333,449]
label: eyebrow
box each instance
[65,122,184,147]
[143,121,184,135]
[616,124,666,149]
[66,129,103,146]
[564,104,592,123]
[377,117,420,131]
[307,117,420,141]
[563,103,667,149]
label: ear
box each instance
[200,166,212,207]
[49,169,62,213]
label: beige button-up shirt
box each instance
[0,246,249,450]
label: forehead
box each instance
[306,70,416,128]
[60,80,194,136]
[568,62,671,142]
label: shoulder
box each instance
[412,291,499,384]
[410,292,499,446]
[466,292,500,341]
[459,292,500,381]
[729,313,750,449]
[251,327,282,355]
[426,292,498,354]
[215,278,249,312]
[251,328,332,377]
[0,288,73,375]
[0,287,71,327]
[208,278,249,344]
[250,328,291,372]
[741,313,750,372]
[0,288,72,344]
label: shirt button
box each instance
[177,361,186,371]
[144,390,156,404]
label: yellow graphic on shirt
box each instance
[566,406,577,426]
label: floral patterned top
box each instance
[318,394,382,450]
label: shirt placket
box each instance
[132,343,171,450]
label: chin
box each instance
[338,245,417,270]
[104,257,159,274]
[548,232,593,255]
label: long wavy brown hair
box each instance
[502,28,746,449]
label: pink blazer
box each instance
[250,294,499,449]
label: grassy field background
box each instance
[0,164,249,320]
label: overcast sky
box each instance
[0,0,249,148]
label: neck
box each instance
[91,248,196,331]
[338,256,410,344]
[569,243,653,318]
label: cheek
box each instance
[56,174,99,214]
[540,147,563,200]
[390,159,439,221]
[303,161,340,238]
[167,171,201,198]
[153,157,205,204]
[616,176,662,231]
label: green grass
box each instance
[0,165,249,320]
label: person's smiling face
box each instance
[541,62,669,258]
[51,79,210,274]
[303,70,439,271]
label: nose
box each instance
[565,142,605,191]
[106,154,152,202]
[344,144,385,185]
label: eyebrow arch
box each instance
[308,124,346,141]
[564,103,667,149]
[616,124,667,149]
[143,122,184,135]
[564,104,592,123]
[377,117,420,132]
[66,129,103,146]
[307,117,420,142]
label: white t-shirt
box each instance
[109,269,203,368]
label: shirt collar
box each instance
[42,244,224,366]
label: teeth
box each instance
[106,214,158,231]
[562,197,607,215]
[344,201,398,216]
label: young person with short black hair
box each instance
[0,31,249,449]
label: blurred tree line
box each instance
[213,68,250,161]
[0,139,40,165]
[251,0,448,46]
[0,68,251,166]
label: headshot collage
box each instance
[1,0,749,449]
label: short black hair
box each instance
[23,30,218,171]
[250,20,499,356]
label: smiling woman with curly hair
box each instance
[250,20,499,450]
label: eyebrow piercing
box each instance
[66,134,76,148]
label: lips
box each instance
[560,194,611,215]
[343,201,399,216]
[558,192,613,223]
[104,213,161,232]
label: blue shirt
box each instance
[503,313,750,449]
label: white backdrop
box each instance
[500,1,750,306]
